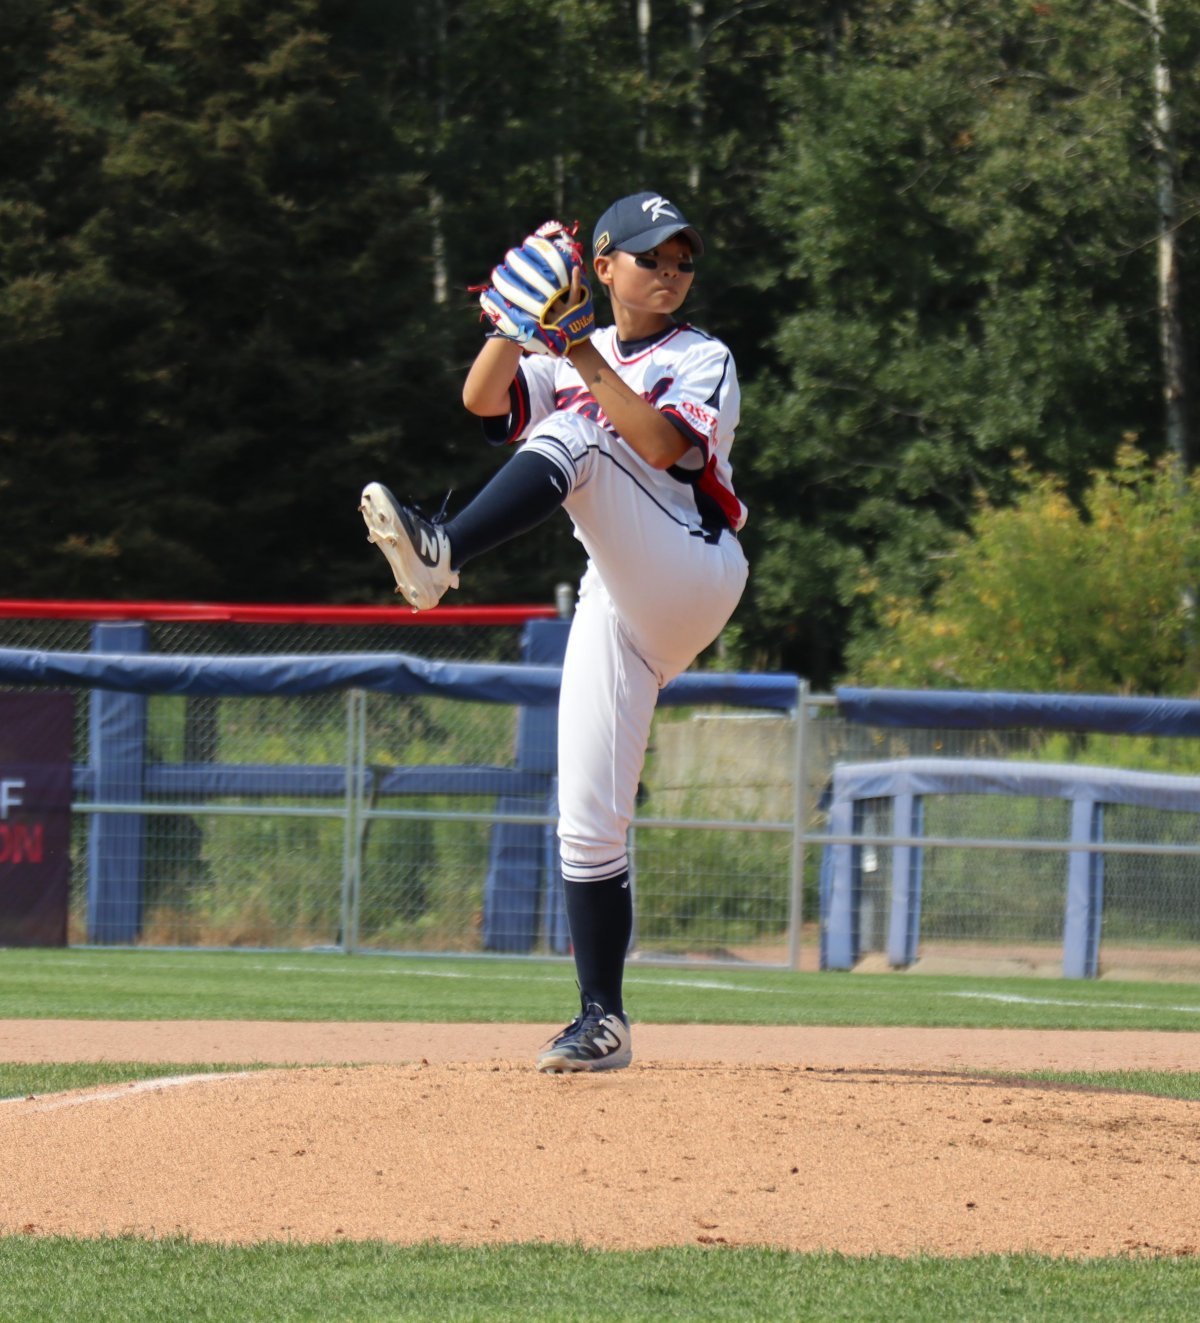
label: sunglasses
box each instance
[632,254,695,273]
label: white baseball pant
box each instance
[520,414,749,883]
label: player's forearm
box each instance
[567,341,689,470]
[462,337,523,417]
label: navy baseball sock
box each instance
[443,451,568,571]
[563,873,633,1018]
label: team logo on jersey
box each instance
[555,384,608,426]
[641,196,678,223]
[555,378,678,433]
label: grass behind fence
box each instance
[111,693,807,955]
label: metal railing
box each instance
[4,606,1200,978]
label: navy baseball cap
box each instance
[592,192,705,259]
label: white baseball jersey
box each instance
[488,322,747,537]
[482,321,750,887]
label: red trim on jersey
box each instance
[504,373,532,444]
[605,324,690,366]
[0,599,557,625]
[659,403,709,453]
[697,456,745,531]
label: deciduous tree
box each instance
[846,447,1200,695]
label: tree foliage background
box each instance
[2,0,1198,689]
[847,447,1200,694]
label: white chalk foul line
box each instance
[627,977,774,993]
[264,963,1198,1006]
[948,991,1200,1015]
[0,1071,249,1111]
[262,964,777,994]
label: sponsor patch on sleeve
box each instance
[677,398,718,442]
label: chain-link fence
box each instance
[0,606,552,658]
[347,693,800,962]
[2,605,561,952]
[4,606,1200,978]
[0,603,557,816]
[0,606,802,963]
[806,698,1200,981]
[78,689,801,959]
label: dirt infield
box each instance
[3,1021,1200,1256]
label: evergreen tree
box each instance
[2,1,448,600]
[734,0,1192,683]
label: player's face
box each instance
[597,236,695,325]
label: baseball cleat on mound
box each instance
[359,481,459,612]
[537,1004,632,1072]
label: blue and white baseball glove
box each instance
[475,221,595,357]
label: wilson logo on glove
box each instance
[561,307,595,339]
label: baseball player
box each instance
[360,191,748,1071]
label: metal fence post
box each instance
[1063,797,1104,979]
[341,688,367,954]
[788,678,809,971]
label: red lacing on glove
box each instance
[466,220,583,298]
[541,219,583,265]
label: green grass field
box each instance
[2,1238,1199,1323]
[3,948,1200,1321]
[5,947,1200,1030]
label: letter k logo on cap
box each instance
[642,196,679,224]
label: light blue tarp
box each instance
[836,686,1200,737]
[825,757,1200,814]
[821,757,1200,979]
[0,647,799,710]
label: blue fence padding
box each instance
[884,791,924,971]
[482,621,570,954]
[482,792,556,952]
[86,623,148,944]
[837,686,1200,736]
[821,758,1200,813]
[516,622,568,772]
[1065,800,1105,980]
[662,670,799,709]
[3,634,795,948]
[539,779,570,955]
[0,646,800,710]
